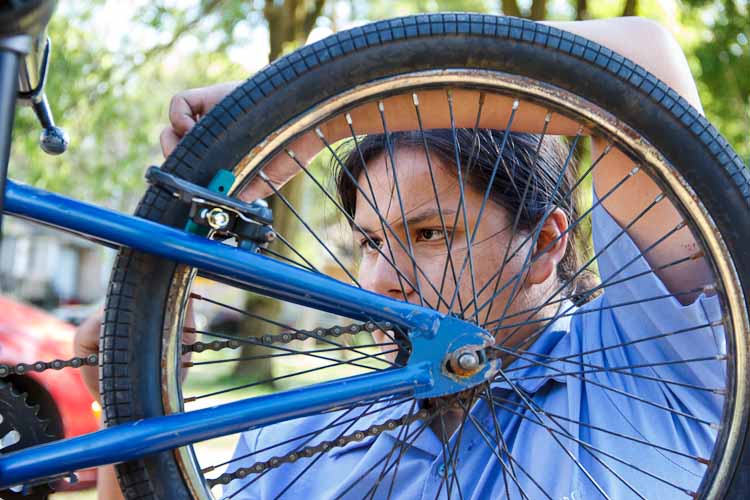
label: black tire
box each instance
[101,13,750,499]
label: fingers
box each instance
[160,91,201,159]
[73,308,104,358]
[73,308,104,402]
[168,92,200,137]
[160,127,182,158]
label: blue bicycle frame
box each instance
[0,180,495,488]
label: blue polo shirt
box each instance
[221,198,725,499]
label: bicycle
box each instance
[1,1,750,499]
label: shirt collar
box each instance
[491,299,577,394]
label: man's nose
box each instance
[363,252,415,301]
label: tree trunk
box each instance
[622,0,637,17]
[576,0,589,20]
[529,0,547,20]
[232,176,309,382]
[501,0,522,17]
[233,1,326,382]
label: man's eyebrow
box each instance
[354,207,457,234]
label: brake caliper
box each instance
[146,167,275,252]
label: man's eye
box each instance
[417,229,446,241]
[360,238,382,251]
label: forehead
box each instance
[352,145,508,229]
[353,147,456,224]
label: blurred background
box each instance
[1,0,747,498]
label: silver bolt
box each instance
[205,208,230,230]
[457,352,480,372]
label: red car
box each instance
[0,295,99,492]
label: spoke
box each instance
[486,285,708,335]
[191,294,399,368]
[489,198,682,348]
[463,140,613,319]
[500,251,699,318]
[345,116,412,304]
[377,100,426,306]
[185,341,398,367]
[440,391,478,500]
[475,161,639,320]
[267,232,321,274]
[436,413,456,500]
[432,91,489,316]
[482,384,535,500]
[366,399,418,500]
[260,245,317,272]
[186,347,400,402]
[491,188,667,346]
[462,405,544,500]
[480,113,553,326]
[490,343,720,427]
[486,396,694,496]
[444,90,487,321]
[412,92,464,316]
[504,320,722,374]
[493,368,612,499]
[485,394,711,464]
[486,129,584,334]
[321,122,455,310]
[259,170,362,287]
[448,99,520,324]
[505,353,726,393]
[285,146,438,310]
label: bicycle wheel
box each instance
[101,14,750,500]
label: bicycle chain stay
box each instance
[1,320,417,492]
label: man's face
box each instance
[353,146,533,329]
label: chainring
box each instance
[0,380,57,500]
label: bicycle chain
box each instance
[0,353,99,377]
[181,320,402,355]
[206,407,432,488]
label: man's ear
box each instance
[526,208,570,286]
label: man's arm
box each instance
[545,17,711,300]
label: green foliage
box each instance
[10,4,248,209]
[681,0,749,163]
[9,0,747,210]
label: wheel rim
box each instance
[158,70,748,500]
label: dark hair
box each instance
[334,129,597,303]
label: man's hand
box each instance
[160,81,242,158]
[73,310,103,402]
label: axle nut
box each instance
[457,352,480,371]
[205,208,231,230]
[448,350,484,377]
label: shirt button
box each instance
[437,460,458,477]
